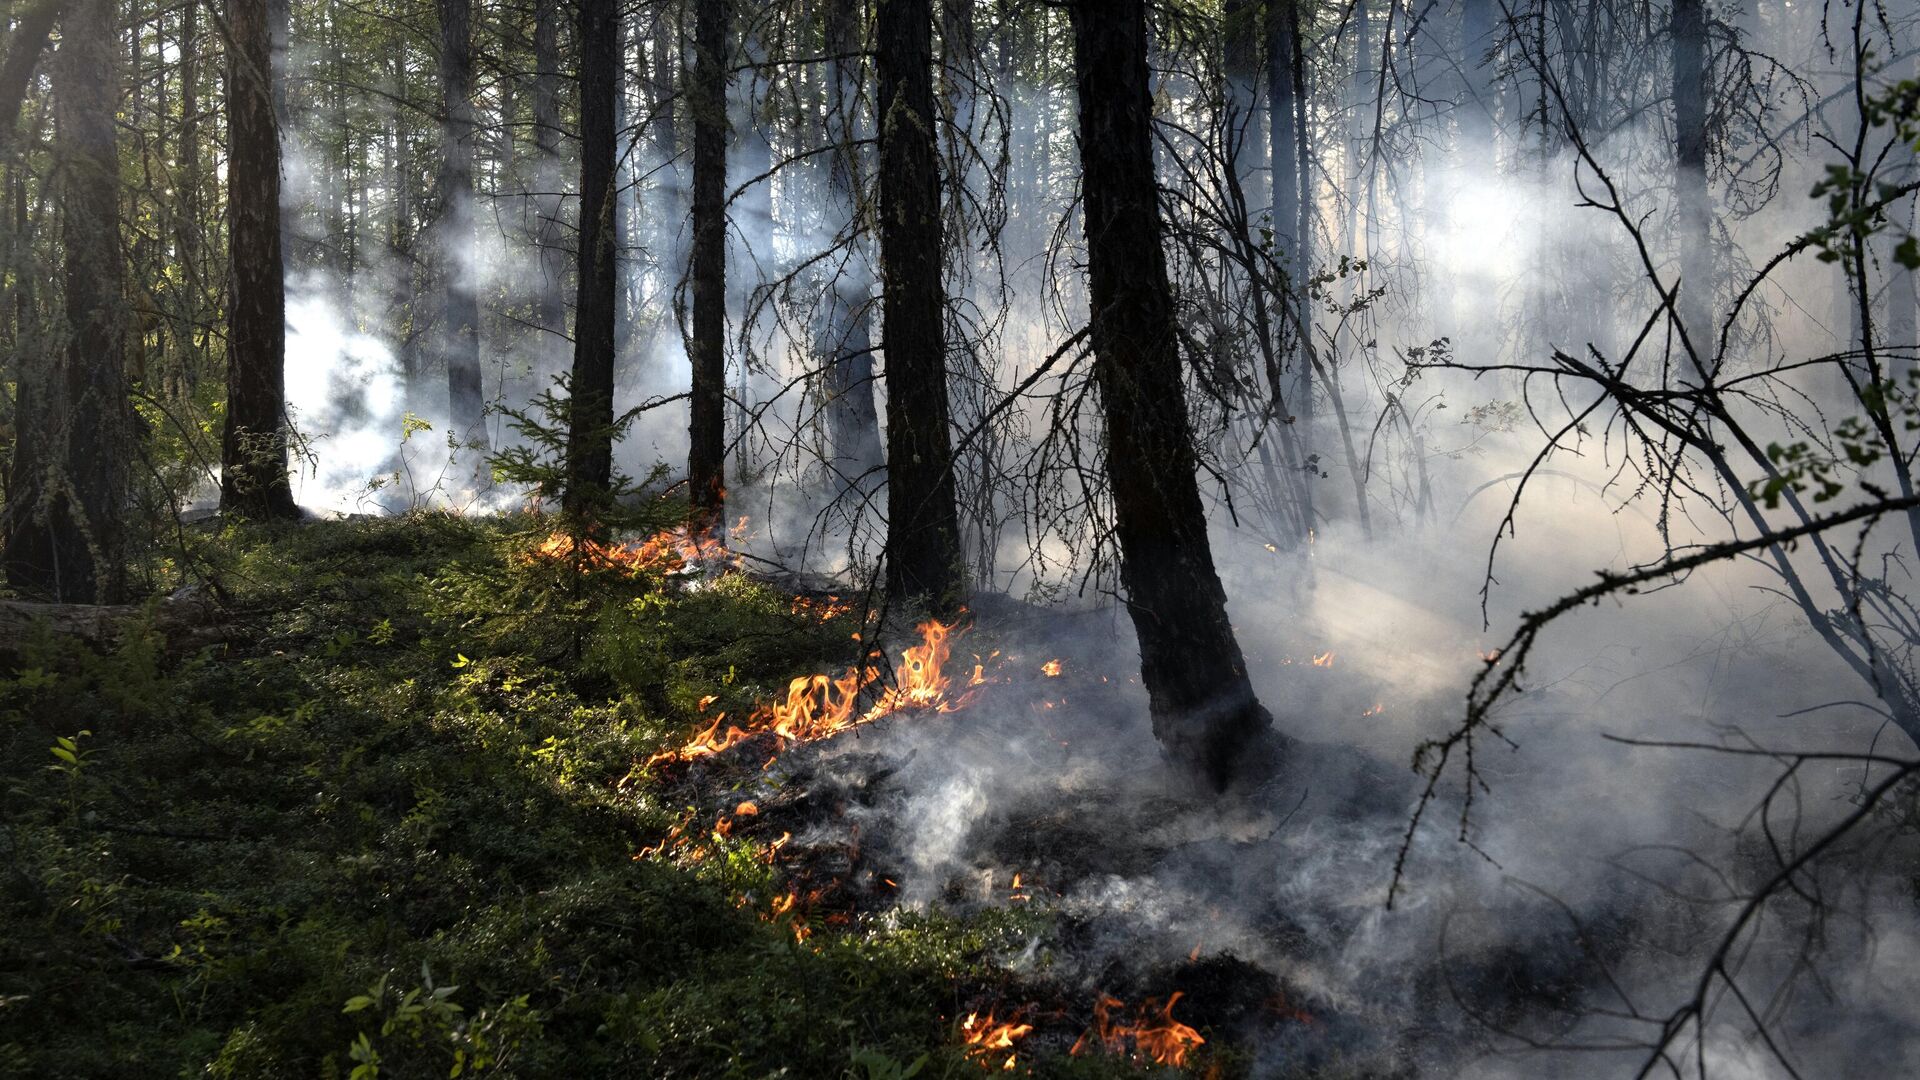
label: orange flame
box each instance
[648,620,977,766]
[1070,992,1205,1067]
[961,1010,1033,1071]
[768,889,811,942]
[790,594,857,622]
[1040,659,1063,678]
[527,520,745,576]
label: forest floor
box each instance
[0,512,1330,1079]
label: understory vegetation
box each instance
[0,514,1136,1079]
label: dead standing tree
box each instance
[1069,0,1283,791]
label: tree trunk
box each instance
[4,0,132,600]
[1069,0,1280,791]
[267,0,288,126]
[687,0,729,521]
[1672,0,1713,355]
[651,9,683,299]
[819,0,880,484]
[1223,0,1260,205]
[532,0,566,367]
[565,0,620,519]
[1889,57,1919,376]
[435,0,488,458]
[0,0,65,150]
[876,0,963,608]
[219,0,298,521]
[1267,0,1311,422]
[1458,0,1496,151]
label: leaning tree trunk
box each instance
[564,0,619,519]
[876,0,964,608]
[1069,0,1281,791]
[4,0,133,599]
[435,0,488,460]
[687,0,729,522]
[219,0,299,520]
[1672,0,1713,357]
[818,0,881,484]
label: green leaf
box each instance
[1896,235,1920,270]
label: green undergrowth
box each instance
[0,513,1165,1079]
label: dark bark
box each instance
[267,0,288,126]
[687,0,729,520]
[435,0,488,455]
[651,10,683,291]
[220,0,298,521]
[177,0,200,283]
[5,0,132,600]
[876,0,963,607]
[1069,0,1280,791]
[1672,0,1713,352]
[940,0,975,165]
[1266,0,1311,420]
[1889,58,1919,374]
[1222,0,1259,196]
[0,0,63,147]
[732,27,772,319]
[387,73,421,399]
[532,0,566,362]
[819,0,880,482]
[564,0,620,519]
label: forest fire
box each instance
[767,889,811,942]
[647,619,978,766]
[790,594,857,622]
[1070,992,1206,1067]
[527,517,748,575]
[960,1011,1033,1071]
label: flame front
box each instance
[528,518,747,576]
[649,620,976,766]
[1070,992,1205,1067]
[961,1010,1033,1071]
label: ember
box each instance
[790,594,858,621]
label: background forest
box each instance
[3,0,1920,1076]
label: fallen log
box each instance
[0,590,227,659]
